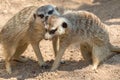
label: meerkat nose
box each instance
[45,16,48,21]
[44,38,48,40]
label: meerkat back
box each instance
[0,6,37,43]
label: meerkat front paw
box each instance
[6,63,12,74]
[60,60,65,64]
[6,68,12,74]
[39,62,49,69]
[92,65,98,73]
[50,66,58,71]
[41,63,50,69]
[13,56,28,63]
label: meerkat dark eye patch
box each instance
[49,28,57,34]
[33,14,36,19]
[48,9,54,14]
[38,14,44,18]
[62,22,67,28]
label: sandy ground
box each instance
[0,0,120,80]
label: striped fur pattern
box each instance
[0,5,60,74]
[44,10,120,71]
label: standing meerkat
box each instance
[44,10,120,71]
[0,5,60,74]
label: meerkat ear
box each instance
[55,6,59,11]
[62,22,67,28]
[52,5,58,11]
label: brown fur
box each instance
[44,10,120,71]
[0,5,60,74]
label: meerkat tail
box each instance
[110,44,120,53]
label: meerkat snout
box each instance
[45,32,54,40]
[45,16,49,21]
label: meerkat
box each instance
[44,10,120,71]
[0,5,61,74]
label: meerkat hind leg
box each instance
[4,46,16,74]
[13,43,28,62]
[92,45,110,71]
[80,44,92,64]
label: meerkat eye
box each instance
[62,22,67,28]
[49,28,57,34]
[48,10,54,14]
[38,14,44,18]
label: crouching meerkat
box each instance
[0,5,60,74]
[44,10,120,71]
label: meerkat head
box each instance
[44,15,69,40]
[33,5,60,23]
